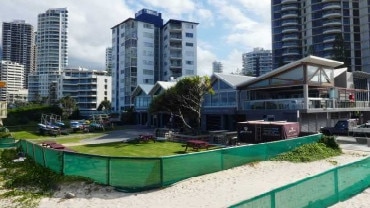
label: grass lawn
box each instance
[69,141,220,157]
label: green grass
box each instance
[69,141,218,157]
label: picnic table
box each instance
[138,134,156,143]
[184,140,209,151]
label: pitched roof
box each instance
[148,81,177,95]
[131,84,154,97]
[212,73,255,89]
[237,55,344,89]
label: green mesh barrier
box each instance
[222,144,267,169]
[230,193,272,208]
[338,157,370,200]
[63,152,109,184]
[33,144,45,166]
[44,148,63,174]
[109,158,161,191]
[0,137,16,148]
[19,140,27,152]
[229,156,370,208]
[274,170,337,208]
[26,141,34,157]
[162,151,222,186]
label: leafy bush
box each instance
[271,136,342,162]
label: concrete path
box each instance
[336,136,370,152]
[80,127,156,144]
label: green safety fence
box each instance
[229,157,370,208]
[18,133,322,192]
[0,137,16,148]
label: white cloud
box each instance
[221,49,244,74]
[197,46,217,76]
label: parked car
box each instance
[320,119,358,136]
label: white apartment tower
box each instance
[58,68,112,116]
[111,9,198,111]
[212,61,223,73]
[242,47,272,77]
[0,61,26,102]
[162,20,198,81]
[29,8,68,103]
[105,47,112,73]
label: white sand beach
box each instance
[32,150,370,208]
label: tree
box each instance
[149,76,214,133]
[58,96,77,119]
[97,100,112,111]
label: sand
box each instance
[30,150,370,208]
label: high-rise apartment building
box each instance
[58,67,112,116]
[29,8,68,103]
[111,9,198,111]
[162,19,198,80]
[212,61,223,73]
[242,47,272,77]
[1,20,34,88]
[0,61,26,102]
[271,0,362,71]
[105,47,112,74]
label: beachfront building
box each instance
[237,55,370,133]
[1,20,34,88]
[271,0,364,72]
[29,8,68,103]
[202,73,254,131]
[57,67,112,117]
[105,47,112,74]
[0,61,27,103]
[111,9,198,112]
[242,48,272,77]
[162,20,198,81]
[131,84,153,126]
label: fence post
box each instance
[107,157,111,186]
[271,190,276,208]
[160,158,164,187]
[334,169,339,203]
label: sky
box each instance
[0,0,272,75]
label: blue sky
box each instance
[0,0,271,75]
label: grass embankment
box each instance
[0,148,91,208]
[271,135,342,162]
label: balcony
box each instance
[323,11,341,19]
[322,3,341,10]
[281,20,299,26]
[323,27,342,34]
[243,98,370,111]
[281,5,298,11]
[282,27,299,33]
[281,13,299,19]
[282,35,299,41]
[323,19,342,27]
[281,0,298,4]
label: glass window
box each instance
[185,32,193,38]
[185,42,193,47]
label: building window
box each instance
[185,33,193,38]
[186,61,193,65]
[186,42,193,47]
[143,23,153,29]
[144,42,154,47]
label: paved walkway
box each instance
[336,136,370,152]
[80,127,156,144]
